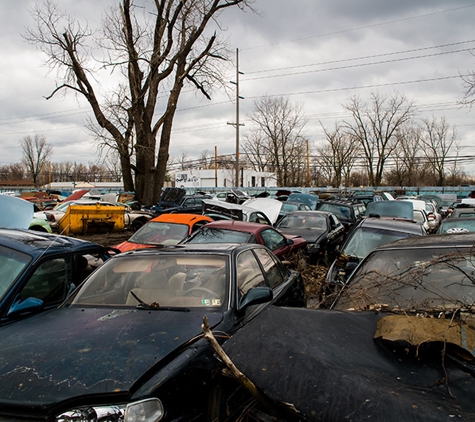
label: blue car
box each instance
[0,243,304,421]
[0,228,115,325]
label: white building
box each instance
[173,168,277,189]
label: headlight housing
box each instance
[56,398,164,422]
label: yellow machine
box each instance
[58,204,125,235]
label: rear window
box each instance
[188,228,252,244]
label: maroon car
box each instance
[181,220,307,260]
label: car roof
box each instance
[318,198,365,207]
[193,219,271,233]
[0,228,102,256]
[150,213,213,224]
[370,232,475,251]
[356,216,425,235]
[280,210,332,218]
[118,241,263,256]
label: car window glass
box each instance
[20,257,71,306]
[260,228,287,251]
[254,248,286,289]
[249,212,269,225]
[72,254,228,308]
[236,250,265,295]
[188,228,252,244]
[335,248,475,312]
[129,222,188,244]
[0,246,32,301]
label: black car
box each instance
[316,198,366,232]
[143,187,212,216]
[0,243,305,421]
[218,234,475,421]
[324,214,426,295]
[275,210,345,264]
[0,228,114,326]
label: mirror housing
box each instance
[238,287,273,310]
[8,297,44,316]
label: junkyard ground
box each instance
[71,230,327,308]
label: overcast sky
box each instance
[1,0,475,175]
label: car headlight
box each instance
[56,398,164,422]
[306,243,319,251]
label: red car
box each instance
[114,213,213,252]
[181,219,307,260]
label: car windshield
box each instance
[318,203,351,221]
[278,214,327,230]
[0,245,32,300]
[128,222,189,244]
[71,253,229,309]
[342,227,414,259]
[334,247,475,315]
[187,227,253,244]
[413,210,425,223]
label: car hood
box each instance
[0,307,223,406]
[159,188,186,206]
[242,198,283,224]
[0,195,34,229]
[277,227,325,243]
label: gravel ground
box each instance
[69,230,133,248]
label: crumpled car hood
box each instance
[0,307,222,406]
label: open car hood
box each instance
[0,195,34,229]
[159,187,186,206]
[202,199,244,220]
[365,200,414,220]
[242,198,283,224]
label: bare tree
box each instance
[243,96,307,187]
[242,131,271,172]
[317,123,358,187]
[342,92,415,187]
[21,135,53,187]
[24,0,254,205]
[419,116,458,186]
[385,124,422,186]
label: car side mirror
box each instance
[7,297,44,316]
[238,287,273,310]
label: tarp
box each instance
[222,306,475,421]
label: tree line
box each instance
[241,93,472,188]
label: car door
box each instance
[259,227,290,259]
[327,214,346,248]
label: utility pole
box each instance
[227,48,244,187]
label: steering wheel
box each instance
[184,287,217,297]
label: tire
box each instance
[131,218,146,231]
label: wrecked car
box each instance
[0,228,114,326]
[324,206,425,295]
[114,213,213,252]
[275,210,345,264]
[202,199,274,225]
[218,233,475,421]
[181,219,307,261]
[0,243,305,421]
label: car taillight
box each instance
[44,213,56,222]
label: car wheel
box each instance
[131,218,146,231]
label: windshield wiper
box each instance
[130,291,190,312]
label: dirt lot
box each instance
[70,230,133,248]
